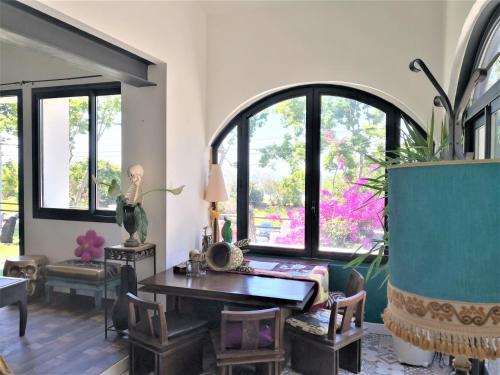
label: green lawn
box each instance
[0,227,19,275]
[0,242,20,274]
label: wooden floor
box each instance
[0,293,128,375]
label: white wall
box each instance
[443,0,475,95]
[0,42,168,284]
[2,1,208,271]
[42,0,208,269]
[205,1,452,140]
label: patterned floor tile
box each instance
[280,333,451,375]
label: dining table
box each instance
[139,262,320,370]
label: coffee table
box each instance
[0,276,27,336]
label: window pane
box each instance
[475,124,486,159]
[217,126,238,239]
[319,96,385,253]
[248,97,306,248]
[493,110,500,158]
[41,96,89,209]
[0,95,20,270]
[96,94,122,210]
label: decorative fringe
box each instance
[383,308,500,360]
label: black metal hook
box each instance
[409,58,462,159]
[409,59,454,120]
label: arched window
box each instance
[461,6,500,159]
[211,85,421,260]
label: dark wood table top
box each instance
[139,268,316,310]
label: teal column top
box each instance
[388,160,500,303]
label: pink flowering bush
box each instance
[74,230,105,262]
[267,177,384,250]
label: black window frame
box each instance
[0,89,24,255]
[32,82,121,223]
[211,84,422,261]
[463,6,500,159]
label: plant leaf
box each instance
[166,185,185,195]
[108,179,121,197]
[134,205,148,243]
[115,195,125,226]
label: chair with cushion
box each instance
[127,293,208,375]
[286,290,366,375]
[325,269,364,310]
[211,307,285,375]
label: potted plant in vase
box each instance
[93,164,184,332]
[94,164,184,246]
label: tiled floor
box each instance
[285,333,451,375]
[352,333,451,375]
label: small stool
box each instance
[3,255,48,297]
[45,259,120,309]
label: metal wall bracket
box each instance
[409,58,488,160]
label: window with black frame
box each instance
[212,85,421,260]
[32,83,121,222]
[463,10,500,160]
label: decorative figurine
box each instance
[221,216,232,243]
[74,230,105,262]
[3,255,48,297]
[124,164,144,205]
[201,226,212,253]
[94,164,184,246]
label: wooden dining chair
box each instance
[325,270,364,310]
[286,290,367,375]
[211,307,285,375]
[127,293,209,375]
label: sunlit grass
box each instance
[0,225,20,274]
[0,243,19,274]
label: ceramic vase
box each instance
[206,242,244,271]
[123,205,139,247]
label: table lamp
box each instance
[384,160,500,374]
[205,163,228,242]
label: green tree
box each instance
[69,159,121,208]
[320,97,385,186]
[70,95,121,205]
[96,160,122,207]
[1,161,18,200]
[256,97,306,207]
[0,102,18,136]
[0,101,18,214]
[260,96,385,204]
[249,183,264,207]
[68,98,89,163]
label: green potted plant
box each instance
[346,110,448,280]
[345,111,448,367]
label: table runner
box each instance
[234,260,329,312]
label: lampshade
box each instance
[384,160,500,360]
[205,164,228,202]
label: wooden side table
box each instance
[0,276,27,336]
[104,243,156,338]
